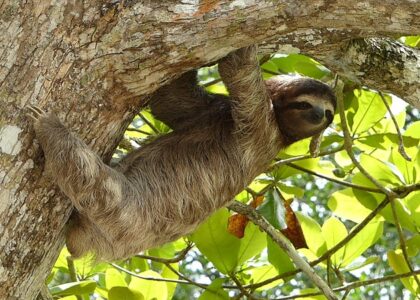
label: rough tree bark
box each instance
[0,1,419,299]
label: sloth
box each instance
[28,46,336,261]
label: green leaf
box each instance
[237,222,267,265]
[262,54,330,79]
[257,190,287,230]
[406,235,420,257]
[322,217,347,267]
[108,286,144,300]
[296,212,326,256]
[404,121,420,138]
[350,89,388,134]
[388,250,419,294]
[342,256,379,272]
[328,189,376,223]
[277,182,304,198]
[198,278,229,300]
[391,147,419,184]
[50,280,97,297]
[352,154,405,188]
[248,265,283,291]
[405,191,420,228]
[190,209,241,274]
[129,270,168,300]
[342,220,383,266]
[161,263,179,300]
[267,236,295,274]
[106,268,127,288]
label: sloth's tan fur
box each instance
[29,46,336,260]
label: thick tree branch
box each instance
[1,1,419,298]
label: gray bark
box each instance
[0,0,419,299]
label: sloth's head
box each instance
[266,75,336,145]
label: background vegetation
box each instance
[46,37,419,300]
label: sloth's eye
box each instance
[288,101,313,110]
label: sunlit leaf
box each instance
[296,212,326,256]
[237,222,267,265]
[106,268,127,288]
[352,154,405,188]
[350,89,389,134]
[404,121,420,138]
[267,236,295,275]
[161,263,179,300]
[328,189,376,223]
[342,220,383,266]
[406,235,420,257]
[198,278,229,300]
[342,256,379,272]
[129,270,168,300]
[248,265,283,291]
[50,280,97,297]
[388,250,419,294]
[108,286,144,300]
[322,217,347,267]
[190,209,241,274]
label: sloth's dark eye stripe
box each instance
[286,102,313,110]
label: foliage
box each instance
[47,41,420,299]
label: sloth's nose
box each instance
[311,106,325,124]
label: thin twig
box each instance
[110,263,199,286]
[274,269,420,300]
[138,113,160,134]
[287,162,382,194]
[164,262,208,290]
[335,79,396,197]
[228,201,338,300]
[135,243,194,264]
[389,196,420,287]
[269,145,345,170]
[230,272,255,299]
[378,91,411,161]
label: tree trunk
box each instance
[0,1,419,298]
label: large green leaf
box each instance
[296,212,326,257]
[191,208,266,274]
[349,89,389,134]
[388,250,419,294]
[237,222,267,265]
[50,280,97,297]
[342,256,379,272]
[198,278,229,300]
[161,263,179,300]
[129,270,168,300]
[328,188,376,223]
[352,154,405,188]
[190,209,241,274]
[108,287,144,300]
[248,265,283,291]
[341,219,383,266]
[322,217,347,267]
[261,54,330,79]
[267,236,295,274]
[257,190,287,230]
[106,268,127,288]
[404,121,420,138]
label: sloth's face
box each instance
[266,75,336,144]
[276,94,335,141]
